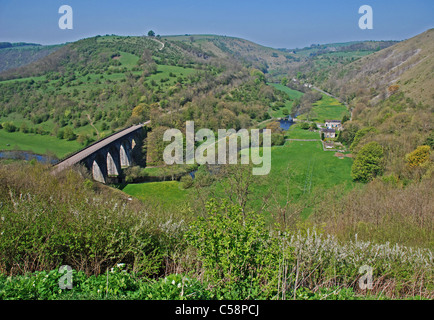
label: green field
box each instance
[0,130,81,158]
[269,83,304,100]
[122,140,354,218]
[285,123,321,139]
[121,180,193,210]
[297,94,349,123]
[268,83,304,118]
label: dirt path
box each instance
[149,37,164,51]
[87,114,100,140]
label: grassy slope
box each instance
[121,180,193,210]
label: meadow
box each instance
[284,123,320,139]
[297,94,349,123]
[122,140,355,220]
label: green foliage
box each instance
[0,268,209,300]
[2,121,16,132]
[424,132,434,148]
[180,174,194,189]
[0,163,170,276]
[185,199,285,299]
[300,122,310,130]
[193,165,214,187]
[350,127,377,151]
[271,132,285,146]
[351,141,384,182]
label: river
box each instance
[0,150,58,164]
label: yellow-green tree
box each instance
[406,145,431,168]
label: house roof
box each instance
[325,120,341,123]
[321,128,336,133]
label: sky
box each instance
[0,0,433,48]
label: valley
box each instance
[0,26,432,301]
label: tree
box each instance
[351,141,384,182]
[63,127,76,141]
[20,122,29,133]
[265,121,282,133]
[300,122,310,130]
[2,122,16,132]
[147,30,155,37]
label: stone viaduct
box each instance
[52,122,148,183]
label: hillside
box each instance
[0,43,62,72]
[162,34,302,74]
[163,35,397,80]
[0,35,290,157]
[320,29,434,106]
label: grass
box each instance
[121,180,192,210]
[118,51,140,67]
[122,140,354,219]
[269,83,304,100]
[285,123,321,139]
[233,141,354,218]
[142,164,198,177]
[297,94,349,123]
[0,129,81,158]
[268,83,304,118]
[146,64,197,86]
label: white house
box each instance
[321,128,336,138]
[325,120,342,131]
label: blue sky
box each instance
[0,0,432,48]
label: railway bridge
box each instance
[52,122,149,183]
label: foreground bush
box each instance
[185,200,433,299]
[0,267,209,300]
[0,163,185,276]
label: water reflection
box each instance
[279,116,294,131]
[0,151,58,164]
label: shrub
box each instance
[185,199,286,299]
[406,145,430,168]
[180,174,193,189]
[300,122,310,130]
[2,122,16,132]
[0,163,172,276]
